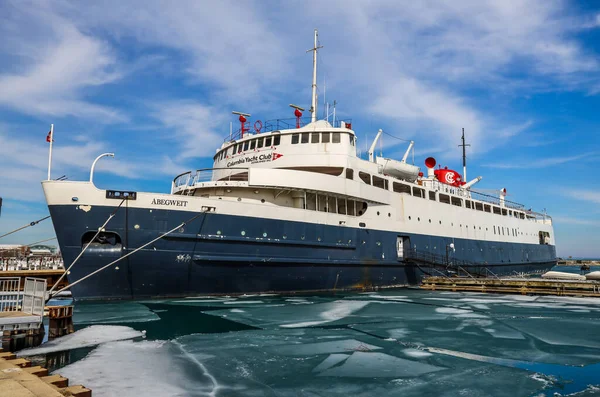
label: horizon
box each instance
[1,1,599,257]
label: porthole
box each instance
[317,237,322,241]
[409,216,412,220]
[283,234,287,239]
[301,235,305,240]
[418,217,420,221]
[216,230,222,235]
[452,223,454,226]
[429,219,431,223]
[362,241,366,244]
[237,197,242,201]
[261,199,265,203]
[376,241,381,246]
[263,232,267,237]
[388,213,391,217]
[439,221,442,225]
[241,230,246,236]
[377,211,380,216]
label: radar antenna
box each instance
[458,128,471,181]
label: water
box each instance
[16,287,600,397]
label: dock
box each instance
[0,348,90,397]
[421,276,600,297]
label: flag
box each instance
[46,130,52,143]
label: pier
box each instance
[0,349,90,397]
[421,275,600,297]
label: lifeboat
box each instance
[376,157,420,182]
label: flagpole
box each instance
[47,124,54,180]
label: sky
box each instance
[0,0,599,257]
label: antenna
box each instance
[290,104,305,128]
[458,128,470,181]
[332,100,337,126]
[307,29,323,123]
[232,111,251,138]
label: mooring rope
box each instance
[51,211,205,297]
[48,199,126,297]
[0,215,51,240]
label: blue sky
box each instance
[0,0,599,257]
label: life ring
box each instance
[254,120,263,133]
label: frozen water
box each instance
[35,288,600,396]
[20,325,143,356]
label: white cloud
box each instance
[0,3,124,121]
[564,189,600,205]
[552,216,599,226]
[482,152,598,169]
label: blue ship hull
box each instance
[49,204,556,300]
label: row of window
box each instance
[214,135,282,161]
[357,174,529,220]
[215,131,357,161]
[406,216,542,238]
[291,132,354,146]
[304,193,367,216]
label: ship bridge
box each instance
[210,119,357,182]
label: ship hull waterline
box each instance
[48,204,557,301]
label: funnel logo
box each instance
[444,172,455,185]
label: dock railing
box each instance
[0,277,21,312]
[0,277,47,315]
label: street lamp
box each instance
[445,243,455,266]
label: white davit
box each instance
[541,271,586,281]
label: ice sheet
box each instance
[20,325,143,356]
[74,302,160,324]
[280,300,370,328]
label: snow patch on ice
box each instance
[20,325,143,356]
[230,309,245,313]
[58,340,219,397]
[272,339,382,356]
[435,307,472,315]
[402,348,433,358]
[223,300,264,304]
[312,354,350,372]
[280,300,369,328]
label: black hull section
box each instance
[49,205,557,300]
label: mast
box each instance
[307,29,322,123]
[459,128,470,181]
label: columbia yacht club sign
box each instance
[226,152,283,168]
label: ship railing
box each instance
[172,168,250,193]
[469,190,525,210]
[225,117,353,141]
[404,248,495,278]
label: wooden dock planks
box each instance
[0,356,90,397]
[421,276,600,297]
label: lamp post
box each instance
[445,243,455,267]
[90,153,115,185]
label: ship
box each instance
[42,30,556,300]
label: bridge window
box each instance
[475,202,483,211]
[393,182,411,194]
[243,141,249,151]
[301,133,309,143]
[484,205,491,213]
[413,187,425,198]
[357,201,368,216]
[311,133,320,143]
[451,197,462,207]
[332,132,341,143]
[359,172,371,185]
[265,137,272,147]
[439,194,450,204]
[291,134,299,144]
[347,200,356,216]
[465,200,472,209]
[250,140,256,150]
[257,138,264,148]
[429,191,436,201]
[502,208,508,216]
[322,132,330,143]
[273,135,281,146]
[306,193,317,210]
[328,196,336,213]
[350,135,355,146]
[338,198,347,215]
[493,206,501,215]
[346,168,354,180]
[373,176,387,189]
